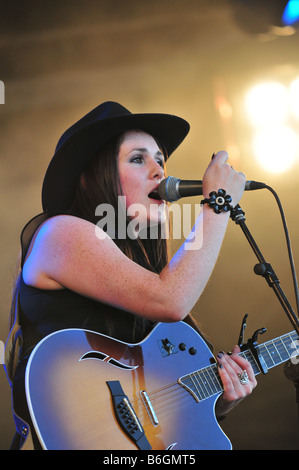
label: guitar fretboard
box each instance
[179,331,299,402]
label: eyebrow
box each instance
[132,148,164,158]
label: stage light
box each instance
[230,0,299,33]
[289,77,299,120]
[245,82,288,128]
[252,125,298,173]
[282,0,299,25]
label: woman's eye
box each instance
[156,158,164,167]
[131,155,143,163]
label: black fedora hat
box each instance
[42,101,190,212]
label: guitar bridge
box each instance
[106,380,152,450]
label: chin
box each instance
[126,203,167,239]
[150,201,166,219]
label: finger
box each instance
[216,357,245,401]
[238,171,246,180]
[217,351,256,391]
[217,361,253,403]
[212,150,229,164]
[217,352,240,386]
[228,349,256,383]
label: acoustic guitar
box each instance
[25,321,298,450]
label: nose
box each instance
[149,158,164,180]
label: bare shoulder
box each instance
[39,214,96,236]
[35,214,112,248]
[22,214,113,289]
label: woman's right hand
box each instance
[202,151,246,208]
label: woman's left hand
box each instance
[215,346,257,418]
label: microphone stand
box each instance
[230,205,299,431]
[230,204,299,335]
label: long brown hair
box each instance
[70,131,169,273]
[6,130,169,372]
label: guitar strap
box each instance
[5,212,51,386]
[4,284,34,450]
[3,212,53,448]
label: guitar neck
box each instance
[179,330,299,403]
[240,330,298,376]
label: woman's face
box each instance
[118,130,166,232]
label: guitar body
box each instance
[25,321,231,450]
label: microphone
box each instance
[158,176,266,202]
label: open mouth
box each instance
[148,190,162,201]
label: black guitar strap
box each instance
[4,286,34,450]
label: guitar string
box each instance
[118,331,297,411]
[128,332,298,424]
[129,365,223,423]
[130,371,227,426]
[130,383,200,425]
[129,367,216,410]
[132,333,295,409]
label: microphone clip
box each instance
[230,204,246,224]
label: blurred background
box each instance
[1,0,299,450]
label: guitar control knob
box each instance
[179,343,186,351]
[162,338,175,353]
[189,347,197,355]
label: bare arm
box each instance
[23,152,245,323]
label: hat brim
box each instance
[42,111,190,212]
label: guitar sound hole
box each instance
[79,351,108,361]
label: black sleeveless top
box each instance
[19,272,155,358]
[18,211,155,359]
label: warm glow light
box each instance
[245,82,288,128]
[289,77,299,120]
[252,126,298,173]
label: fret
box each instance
[206,365,222,394]
[265,342,283,366]
[281,333,295,356]
[274,337,291,362]
[179,365,223,402]
[261,343,277,367]
[199,368,216,396]
[240,331,299,374]
[261,332,298,370]
[199,370,212,397]
[193,368,216,399]
[196,370,211,398]
[283,332,299,361]
[189,372,205,401]
[178,331,299,403]
[240,350,260,375]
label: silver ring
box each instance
[238,370,249,385]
